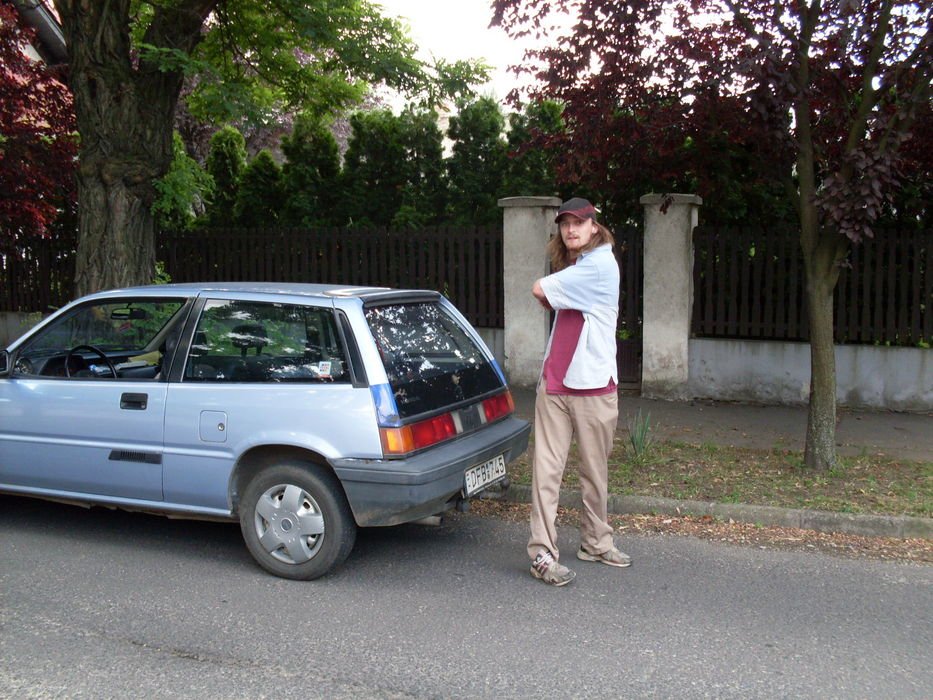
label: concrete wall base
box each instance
[688,337,932,412]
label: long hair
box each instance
[546,220,616,272]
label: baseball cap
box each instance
[555,197,600,222]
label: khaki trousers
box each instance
[527,382,618,562]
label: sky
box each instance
[375,0,535,103]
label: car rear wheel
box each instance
[239,462,356,580]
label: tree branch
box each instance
[841,0,894,158]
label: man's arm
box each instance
[532,279,552,310]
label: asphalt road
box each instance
[1,494,930,699]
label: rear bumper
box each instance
[331,416,531,527]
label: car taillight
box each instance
[482,390,514,422]
[380,412,457,455]
[377,389,514,457]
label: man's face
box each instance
[558,215,597,254]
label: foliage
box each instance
[446,97,508,226]
[204,126,247,227]
[234,150,284,227]
[420,57,494,110]
[394,107,447,227]
[492,0,930,232]
[153,261,172,285]
[152,132,213,232]
[628,409,653,461]
[877,103,932,230]
[503,99,564,199]
[339,106,448,227]
[188,95,554,231]
[137,0,469,127]
[280,113,343,227]
[342,109,408,226]
[0,3,76,239]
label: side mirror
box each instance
[0,350,9,377]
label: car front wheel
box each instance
[239,462,356,580]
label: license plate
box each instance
[463,453,506,496]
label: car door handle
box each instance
[120,392,148,410]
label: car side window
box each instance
[184,299,349,383]
[12,299,186,379]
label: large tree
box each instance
[0,2,76,240]
[48,0,484,295]
[494,0,931,470]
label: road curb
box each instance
[487,484,932,540]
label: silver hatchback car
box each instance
[0,283,530,579]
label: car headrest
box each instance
[231,323,268,356]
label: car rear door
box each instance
[160,293,381,513]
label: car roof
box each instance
[87,282,441,303]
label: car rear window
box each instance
[365,302,502,418]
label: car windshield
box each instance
[365,302,501,418]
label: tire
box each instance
[239,462,356,580]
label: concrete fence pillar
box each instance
[639,193,703,399]
[498,196,562,386]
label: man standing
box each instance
[528,197,631,586]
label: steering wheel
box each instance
[65,344,117,378]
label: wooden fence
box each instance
[0,231,75,314]
[692,225,932,345]
[615,225,643,337]
[4,223,929,347]
[159,226,504,328]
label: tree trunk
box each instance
[802,245,840,471]
[73,163,158,294]
[53,0,215,296]
[790,18,848,472]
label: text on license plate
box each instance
[464,453,506,496]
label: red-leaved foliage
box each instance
[0,2,76,240]
[492,0,931,233]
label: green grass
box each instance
[508,436,932,518]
